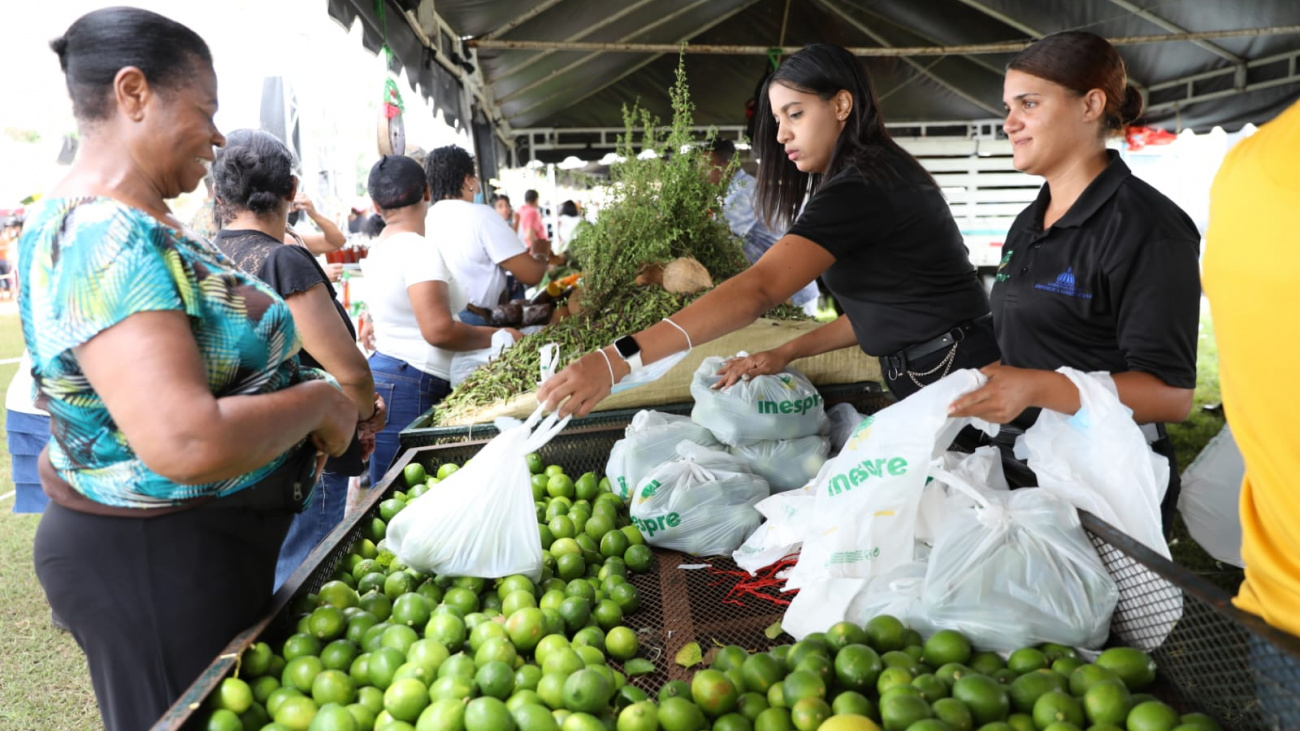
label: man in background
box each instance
[709,139,820,315]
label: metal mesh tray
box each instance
[157,423,1300,730]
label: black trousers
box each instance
[34,502,292,731]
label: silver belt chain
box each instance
[906,341,959,388]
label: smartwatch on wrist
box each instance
[612,335,644,373]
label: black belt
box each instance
[884,313,992,376]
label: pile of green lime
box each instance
[200,455,656,731]
[199,453,1221,731]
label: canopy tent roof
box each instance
[329,0,1300,161]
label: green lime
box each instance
[1126,701,1180,731]
[1082,679,1132,725]
[592,599,624,631]
[617,701,659,731]
[691,669,739,718]
[381,624,420,654]
[737,692,771,721]
[274,695,320,730]
[366,647,405,691]
[436,463,460,480]
[425,613,468,652]
[753,707,794,731]
[864,616,907,653]
[465,696,516,731]
[833,645,882,694]
[1007,648,1048,675]
[1095,647,1157,692]
[392,593,433,629]
[931,697,973,731]
[476,637,520,667]
[606,626,639,662]
[403,463,427,487]
[831,689,875,718]
[876,667,913,696]
[968,652,1005,677]
[659,680,692,702]
[923,631,972,668]
[609,583,641,614]
[790,697,831,731]
[1067,664,1120,697]
[563,668,615,715]
[214,677,254,714]
[284,656,325,694]
[311,669,356,707]
[284,634,323,662]
[429,676,476,703]
[1031,690,1083,729]
[658,696,708,731]
[1008,670,1067,713]
[741,653,785,695]
[911,673,947,703]
[547,475,576,500]
[878,692,931,731]
[781,671,826,706]
[478,660,518,700]
[951,674,1009,725]
[205,708,242,731]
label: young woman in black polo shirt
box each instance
[540,44,998,416]
[949,32,1201,526]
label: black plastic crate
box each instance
[157,421,1300,730]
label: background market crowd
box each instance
[3,5,1296,730]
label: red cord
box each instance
[706,557,800,607]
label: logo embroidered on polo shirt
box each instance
[994,249,1014,282]
[1034,267,1092,299]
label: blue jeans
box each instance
[458,308,489,327]
[273,468,349,590]
[368,352,452,487]
[7,410,51,514]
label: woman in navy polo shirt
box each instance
[950,31,1201,528]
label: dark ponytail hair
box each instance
[368,155,428,211]
[212,129,296,221]
[754,43,931,230]
[1007,31,1143,135]
[51,7,212,122]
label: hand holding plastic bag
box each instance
[605,411,719,500]
[630,441,769,556]
[1016,368,1171,557]
[690,355,824,446]
[386,407,570,580]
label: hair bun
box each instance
[1120,84,1144,126]
[49,36,70,69]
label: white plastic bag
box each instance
[386,407,570,580]
[630,442,769,556]
[919,448,1009,545]
[449,329,516,387]
[921,470,1119,653]
[690,355,824,446]
[784,370,991,590]
[824,402,868,455]
[1178,424,1244,567]
[605,411,720,501]
[1016,368,1171,557]
[732,485,817,574]
[729,435,831,493]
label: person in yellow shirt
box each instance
[1205,99,1300,641]
[1206,100,1300,729]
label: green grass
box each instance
[0,312,99,729]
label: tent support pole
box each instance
[467,25,1300,56]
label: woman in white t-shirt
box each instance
[423,146,548,325]
[361,155,522,482]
